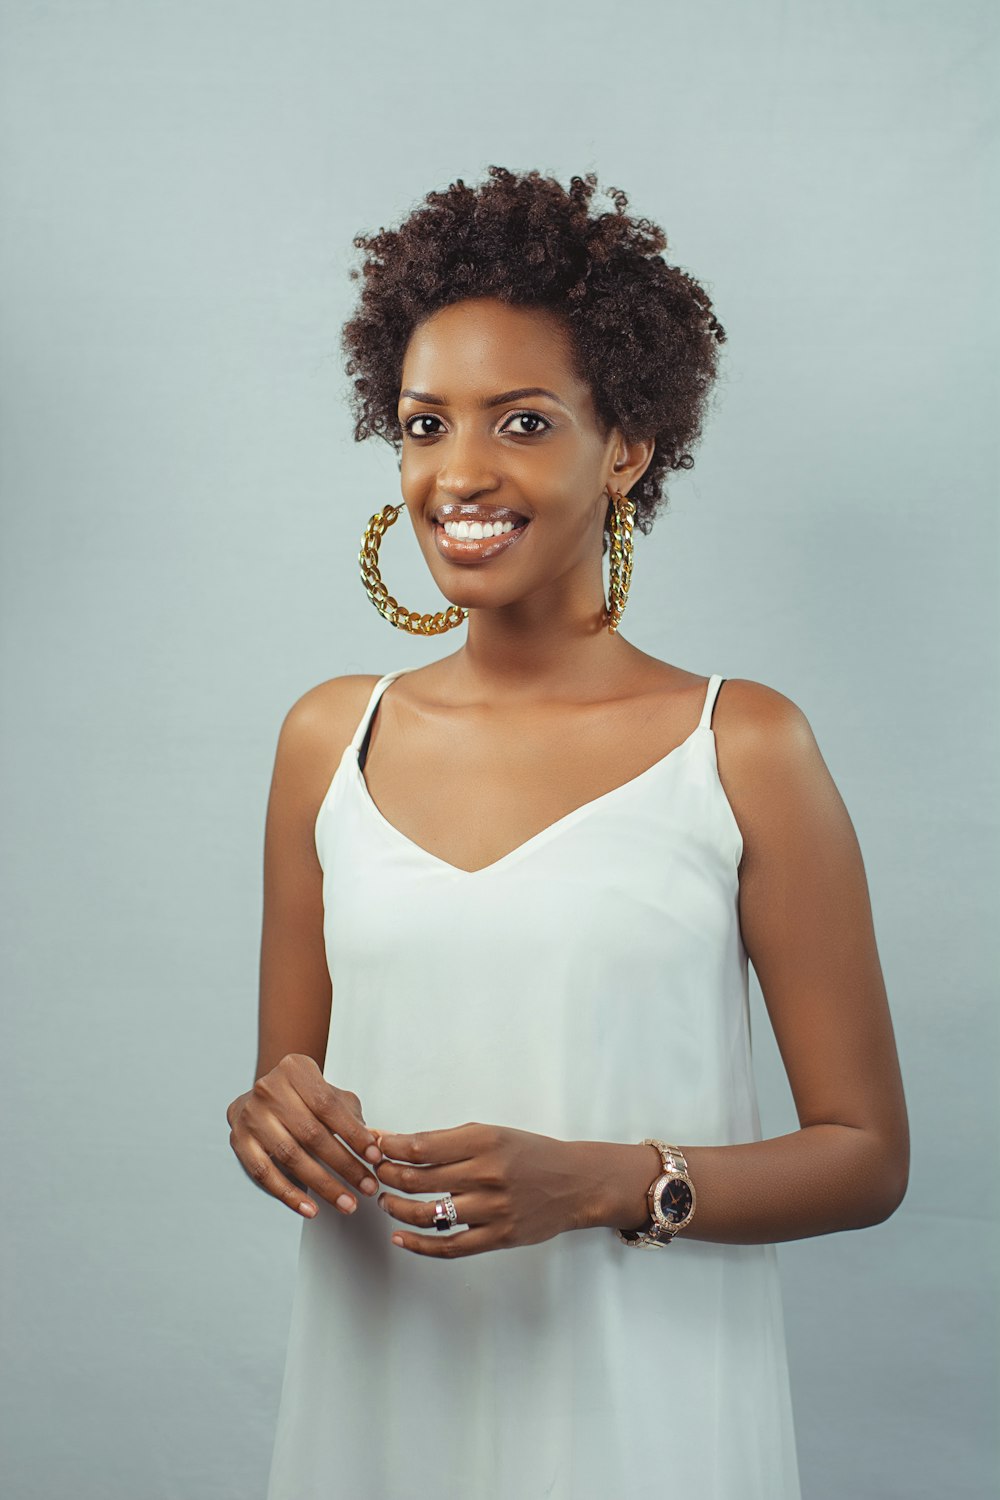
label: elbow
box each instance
[867,1144,910,1226]
[842,1124,909,1228]
[869,1174,907,1226]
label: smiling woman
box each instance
[227,166,909,1500]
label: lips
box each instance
[432,515,532,565]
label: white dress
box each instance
[266,667,802,1500]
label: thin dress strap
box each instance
[697,674,727,731]
[352,668,413,770]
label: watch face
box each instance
[652,1174,693,1227]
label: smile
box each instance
[433,518,532,565]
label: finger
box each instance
[389,1225,495,1259]
[268,1125,382,1213]
[374,1158,473,1194]
[377,1191,477,1230]
[251,1072,383,1194]
[301,1078,384,1167]
[376,1125,479,1165]
[242,1116,377,1216]
[265,1093,382,1204]
[231,1131,349,1219]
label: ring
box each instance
[432,1193,458,1231]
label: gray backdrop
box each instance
[1,2,996,1497]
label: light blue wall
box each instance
[1,2,996,1496]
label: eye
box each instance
[402,414,445,438]
[401,410,552,439]
[501,410,551,436]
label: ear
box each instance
[606,433,655,497]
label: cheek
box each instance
[398,444,430,482]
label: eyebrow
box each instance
[398,386,570,411]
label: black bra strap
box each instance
[710,678,727,730]
[357,696,382,774]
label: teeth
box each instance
[442,519,517,539]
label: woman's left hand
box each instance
[372,1122,597,1258]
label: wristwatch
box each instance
[616,1139,696,1248]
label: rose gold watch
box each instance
[616,1140,697,1249]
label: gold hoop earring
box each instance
[606,489,637,634]
[359,502,469,635]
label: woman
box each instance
[227,166,909,1499]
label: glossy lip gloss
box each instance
[433,519,532,565]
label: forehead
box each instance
[401,298,579,388]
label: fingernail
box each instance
[299,1201,317,1217]
[365,1144,382,1163]
[336,1194,356,1213]
[361,1176,378,1194]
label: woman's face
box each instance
[397,296,650,620]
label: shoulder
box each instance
[711,677,839,868]
[713,676,818,759]
[279,673,386,746]
[268,674,386,812]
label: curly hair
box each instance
[340,166,726,549]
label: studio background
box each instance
[1,2,996,1496]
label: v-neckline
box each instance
[343,674,711,879]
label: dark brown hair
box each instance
[341,166,726,550]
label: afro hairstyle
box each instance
[340,166,726,551]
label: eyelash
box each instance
[402,410,552,440]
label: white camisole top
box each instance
[266,666,802,1499]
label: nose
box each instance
[433,428,503,500]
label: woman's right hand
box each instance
[227,1054,384,1219]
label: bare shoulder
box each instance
[281,672,385,743]
[711,677,845,870]
[271,673,386,816]
[713,676,817,757]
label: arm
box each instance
[253,675,380,1085]
[226,674,388,1218]
[577,680,910,1245]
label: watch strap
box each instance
[616,1138,694,1249]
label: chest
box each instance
[356,686,708,876]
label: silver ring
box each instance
[432,1193,458,1231]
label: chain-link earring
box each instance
[358,502,469,635]
[605,488,637,634]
